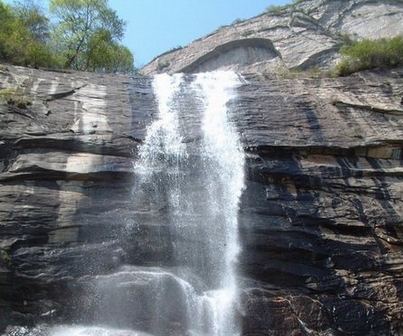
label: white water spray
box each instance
[191,72,245,336]
[138,73,187,173]
[135,71,245,336]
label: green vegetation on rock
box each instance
[0,85,32,109]
[337,36,403,76]
[265,4,289,14]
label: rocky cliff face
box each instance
[236,69,403,335]
[1,63,403,335]
[142,0,403,75]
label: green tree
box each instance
[0,0,56,67]
[49,0,134,72]
[110,44,135,73]
[0,1,16,61]
[13,0,50,43]
[86,29,134,72]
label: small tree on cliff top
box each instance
[49,0,134,72]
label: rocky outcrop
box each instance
[142,0,403,75]
[1,63,403,335]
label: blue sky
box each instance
[108,0,290,67]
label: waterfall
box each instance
[43,71,245,336]
[133,71,245,336]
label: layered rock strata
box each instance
[0,65,403,335]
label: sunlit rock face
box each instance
[142,0,403,75]
[1,64,403,336]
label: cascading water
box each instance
[131,71,245,336]
[23,71,244,336]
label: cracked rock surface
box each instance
[0,65,403,335]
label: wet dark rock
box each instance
[0,64,403,335]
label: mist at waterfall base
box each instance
[18,71,245,336]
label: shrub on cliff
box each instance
[337,36,403,76]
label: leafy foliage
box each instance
[49,0,133,72]
[13,0,50,43]
[0,0,59,67]
[85,29,134,72]
[336,36,403,76]
[0,0,134,73]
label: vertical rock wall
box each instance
[0,65,403,335]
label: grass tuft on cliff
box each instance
[337,36,403,76]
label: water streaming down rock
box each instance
[132,71,245,336]
[9,71,245,336]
